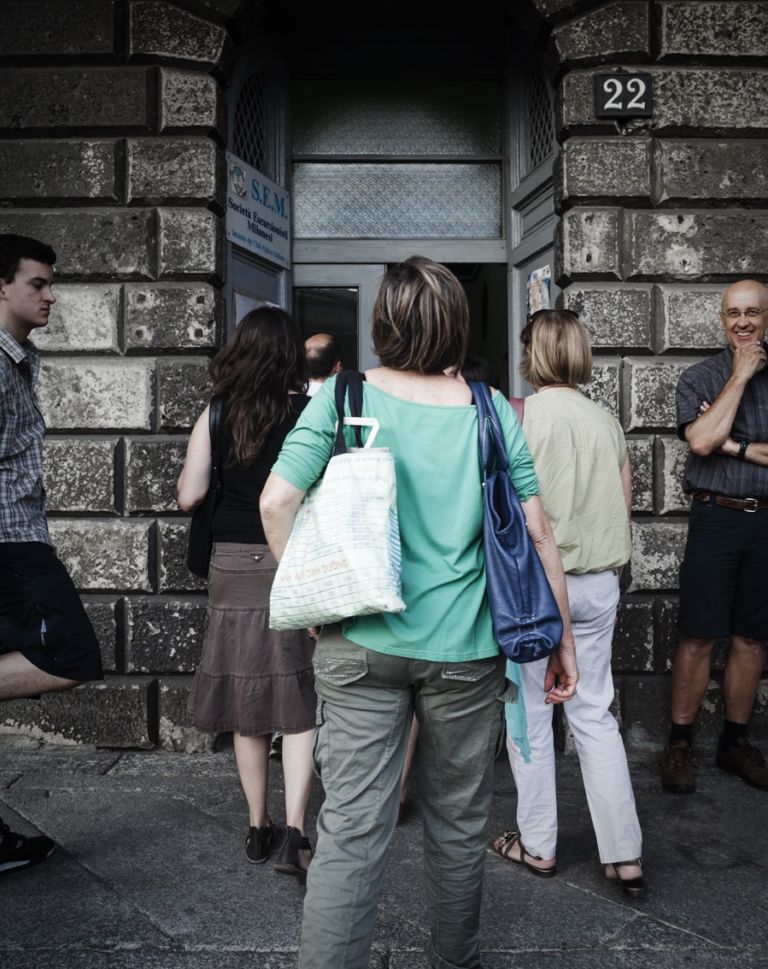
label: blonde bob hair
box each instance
[520,309,592,387]
[371,256,469,373]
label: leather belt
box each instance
[693,490,768,513]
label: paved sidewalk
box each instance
[0,737,766,969]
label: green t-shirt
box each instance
[272,378,539,663]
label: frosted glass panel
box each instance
[293,163,502,238]
[292,81,501,156]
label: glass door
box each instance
[292,265,386,371]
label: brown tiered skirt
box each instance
[188,543,316,736]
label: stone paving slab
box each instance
[1,747,766,968]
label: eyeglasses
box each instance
[723,307,768,320]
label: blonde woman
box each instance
[492,309,644,896]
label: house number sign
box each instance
[595,73,653,118]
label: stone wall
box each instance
[0,0,229,749]
[547,0,768,744]
[1,0,766,748]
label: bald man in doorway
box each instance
[663,280,768,795]
[305,333,342,397]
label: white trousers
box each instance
[506,570,643,864]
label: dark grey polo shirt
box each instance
[676,346,768,498]
[0,328,50,544]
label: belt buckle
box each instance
[743,497,758,513]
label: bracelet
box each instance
[738,439,750,461]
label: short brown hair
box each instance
[520,309,592,387]
[371,256,469,373]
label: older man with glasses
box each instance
[663,279,768,795]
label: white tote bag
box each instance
[269,414,406,630]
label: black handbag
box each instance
[186,395,224,579]
[469,381,563,663]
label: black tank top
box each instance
[210,394,311,544]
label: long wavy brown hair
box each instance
[209,306,308,466]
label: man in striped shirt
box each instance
[663,279,768,795]
[0,234,102,876]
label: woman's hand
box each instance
[544,642,578,704]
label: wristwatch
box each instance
[737,439,750,460]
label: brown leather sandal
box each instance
[490,830,557,878]
[603,859,646,897]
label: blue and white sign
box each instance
[225,151,291,269]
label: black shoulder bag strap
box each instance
[208,395,225,497]
[333,370,366,456]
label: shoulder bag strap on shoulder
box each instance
[208,395,224,492]
[333,370,367,455]
[469,381,507,475]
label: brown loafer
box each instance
[662,740,696,793]
[716,739,768,791]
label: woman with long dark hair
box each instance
[177,306,315,881]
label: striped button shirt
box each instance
[0,328,50,544]
[676,346,768,499]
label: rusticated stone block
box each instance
[657,435,691,516]
[1,679,156,748]
[48,519,153,592]
[626,436,653,513]
[127,138,220,202]
[126,598,207,673]
[158,208,222,277]
[656,284,724,352]
[628,211,768,281]
[581,358,620,419]
[560,138,650,202]
[0,210,153,278]
[660,2,768,59]
[157,520,206,592]
[562,284,652,350]
[34,284,120,353]
[629,521,687,592]
[159,69,221,131]
[37,359,153,431]
[554,2,649,63]
[0,70,150,131]
[158,358,210,430]
[158,677,214,753]
[625,357,693,431]
[0,1,115,57]
[561,70,768,134]
[656,140,768,205]
[124,438,187,513]
[613,597,654,672]
[125,283,221,350]
[559,209,621,282]
[83,598,120,673]
[0,140,117,202]
[130,1,227,65]
[44,438,117,514]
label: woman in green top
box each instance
[260,257,577,969]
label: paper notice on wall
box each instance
[527,265,551,315]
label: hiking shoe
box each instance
[662,740,696,793]
[0,820,55,875]
[716,739,768,791]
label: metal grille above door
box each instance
[233,73,274,180]
[525,72,555,173]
